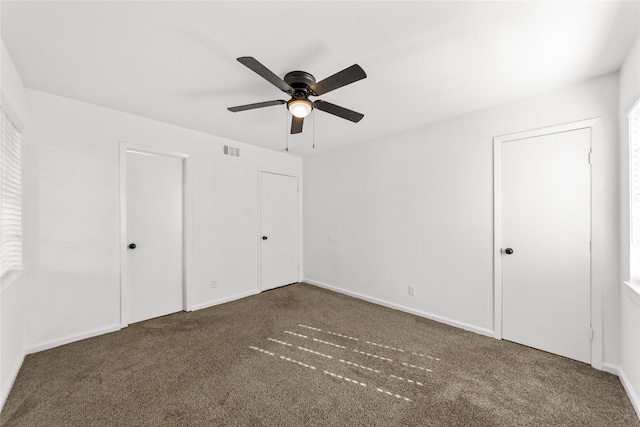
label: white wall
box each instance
[22,89,302,351]
[0,40,27,409]
[304,73,620,364]
[618,35,640,417]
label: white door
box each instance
[500,128,591,363]
[260,172,299,291]
[126,150,183,324]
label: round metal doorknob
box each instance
[262,236,268,240]
[504,248,514,255]
[128,243,137,249]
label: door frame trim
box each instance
[493,118,601,368]
[119,142,192,327]
[257,169,303,292]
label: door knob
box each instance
[262,236,268,240]
[128,243,137,249]
[504,248,514,255]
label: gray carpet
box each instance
[1,283,638,426]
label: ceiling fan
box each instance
[227,57,367,134]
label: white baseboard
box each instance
[190,289,260,312]
[26,324,122,355]
[603,363,640,420]
[602,362,620,375]
[0,349,25,413]
[304,278,495,338]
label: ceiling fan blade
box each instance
[237,57,294,94]
[310,64,367,96]
[291,116,304,134]
[228,100,286,112]
[314,100,364,123]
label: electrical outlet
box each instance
[211,280,217,289]
[408,285,415,296]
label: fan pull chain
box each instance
[312,110,315,149]
[285,108,290,152]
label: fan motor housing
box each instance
[284,71,316,95]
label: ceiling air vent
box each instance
[223,145,240,158]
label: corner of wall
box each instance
[1,40,27,128]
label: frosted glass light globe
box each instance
[288,99,313,118]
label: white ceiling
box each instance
[2,1,639,156]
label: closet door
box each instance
[126,150,183,323]
[500,128,591,363]
[260,171,299,291]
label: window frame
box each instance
[0,104,23,283]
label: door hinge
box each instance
[589,327,594,341]
[588,149,593,164]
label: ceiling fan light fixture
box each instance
[228,57,366,134]
[287,98,313,118]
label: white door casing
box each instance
[120,143,191,326]
[494,120,599,365]
[260,171,299,291]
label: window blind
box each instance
[0,107,22,278]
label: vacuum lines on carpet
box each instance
[249,323,441,403]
